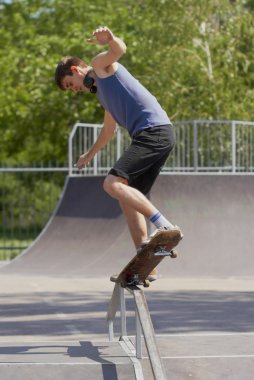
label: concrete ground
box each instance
[1,175,254,379]
[0,274,254,379]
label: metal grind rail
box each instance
[107,280,167,380]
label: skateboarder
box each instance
[55,26,182,279]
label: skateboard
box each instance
[112,228,182,288]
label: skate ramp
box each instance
[1,174,254,277]
[151,174,254,277]
[1,176,131,276]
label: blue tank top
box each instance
[95,63,171,137]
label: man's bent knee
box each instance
[103,175,128,196]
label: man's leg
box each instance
[119,200,148,249]
[119,199,158,279]
[104,175,159,219]
[103,175,175,230]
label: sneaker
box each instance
[136,241,149,255]
[137,226,183,254]
[147,268,158,282]
[150,225,183,240]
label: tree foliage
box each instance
[1,0,254,163]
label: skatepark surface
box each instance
[1,175,254,379]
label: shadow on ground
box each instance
[0,290,253,338]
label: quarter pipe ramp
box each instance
[2,175,254,277]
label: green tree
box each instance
[0,0,254,163]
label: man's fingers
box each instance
[86,38,99,43]
[86,27,112,45]
[74,157,90,169]
[94,26,108,34]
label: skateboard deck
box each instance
[112,228,182,288]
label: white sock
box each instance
[149,211,175,230]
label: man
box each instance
[55,26,182,280]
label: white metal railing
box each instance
[68,122,130,176]
[68,121,254,175]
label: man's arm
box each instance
[76,111,117,169]
[88,26,126,70]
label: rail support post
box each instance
[107,278,167,380]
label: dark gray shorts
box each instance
[108,124,175,194]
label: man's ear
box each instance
[71,65,87,75]
[70,66,78,72]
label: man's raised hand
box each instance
[87,26,114,45]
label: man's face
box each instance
[62,67,88,93]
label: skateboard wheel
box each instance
[170,249,177,258]
[144,280,150,288]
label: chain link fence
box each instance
[0,162,67,260]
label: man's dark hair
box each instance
[55,56,86,90]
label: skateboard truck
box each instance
[154,247,175,257]
[126,274,150,287]
[126,274,140,286]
